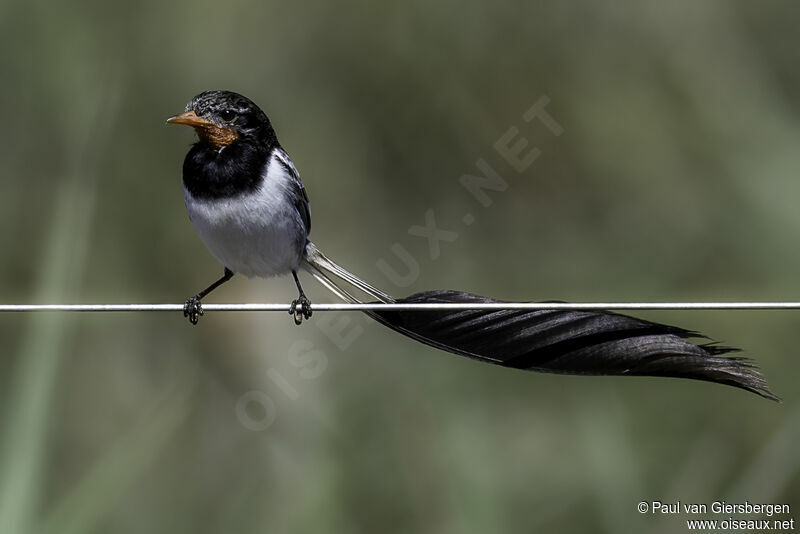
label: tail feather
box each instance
[302,243,778,401]
[303,242,393,303]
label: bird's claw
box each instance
[184,296,203,325]
[289,296,312,325]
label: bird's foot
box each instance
[184,296,203,325]
[289,296,312,325]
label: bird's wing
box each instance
[274,147,312,235]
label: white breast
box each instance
[184,152,307,278]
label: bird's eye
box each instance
[219,110,235,122]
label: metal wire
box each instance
[1,302,800,312]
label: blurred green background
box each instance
[1,1,799,532]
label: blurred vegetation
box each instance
[1,1,799,532]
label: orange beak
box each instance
[166,110,214,127]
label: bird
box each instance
[168,90,778,401]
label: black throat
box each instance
[182,138,273,200]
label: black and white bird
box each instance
[168,90,777,401]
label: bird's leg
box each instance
[289,270,312,325]
[184,268,234,325]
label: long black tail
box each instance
[303,243,778,401]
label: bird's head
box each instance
[167,90,276,148]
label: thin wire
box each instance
[1,302,800,312]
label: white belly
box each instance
[184,176,306,279]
